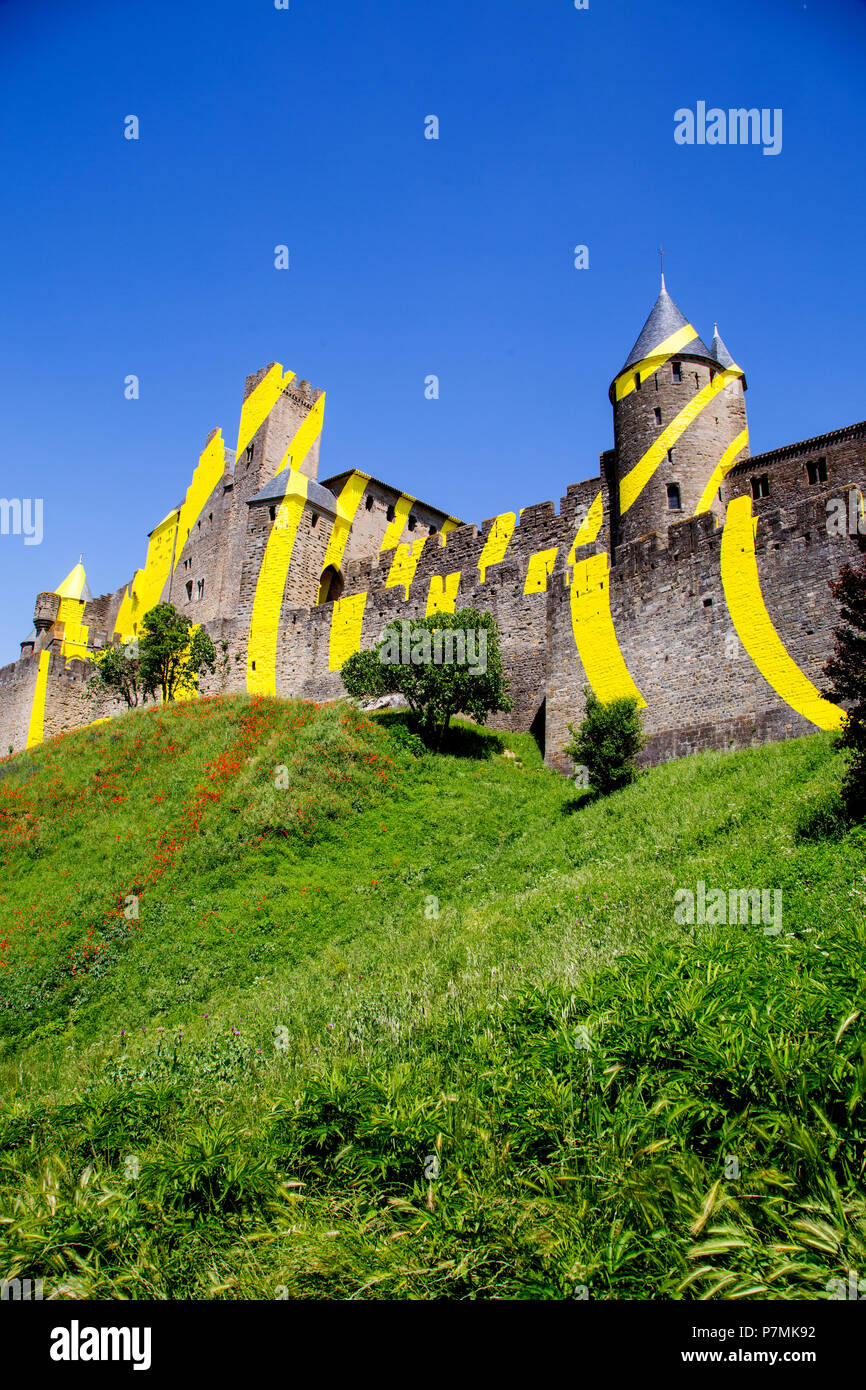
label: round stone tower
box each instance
[608,278,749,551]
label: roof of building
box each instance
[321,469,461,524]
[710,324,737,370]
[249,471,340,518]
[55,562,92,602]
[616,279,715,377]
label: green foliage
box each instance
[824,557,866,820]
[565,688,644,796]
[341,608,512,747]
[139,603,217,704]
[87,641,145,708]
[0,697,863,1299]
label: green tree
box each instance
[139,603,217,704]
[565,688,644,796]
[340,608,512,748]
[823,557,866,819]
[87,641,145,708]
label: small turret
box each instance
[608,280,749,550]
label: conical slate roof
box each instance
[617,279,715,377]
[710,324,737,370]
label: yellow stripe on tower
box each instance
[328,591,368,671]
[237,365,296,458]
[439,519,459,548]
[277,393,326,474]
[720,495,845,732]
[246,472,309,696]
[25,650,51,749]
[570,552,646,706]
[317,471,370,603]
[380,496,414,552]
[613,325,703,401]
[524,547,558,594]
[386,538,427,599]
[478,512,516,583]
[694,429,749,518]
[619,367,743,517]
[426,571,461,615]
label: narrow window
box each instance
[807,458,827,485]
[672,361,682,383]
[751,474,770,500]
[197,578,204,599]
[667,483,681,510]
[408,514,417,532]
[269,505,276,522]
[185,580,193,600]
[694,371,700,388]
[365,494,374,510]
[245,443,255,463]
[429,524,437,535]
[634,372,641,392]
[654,407,662,426]
[667,448,674,462]
[386,504,395,522]
[310,512,318,527]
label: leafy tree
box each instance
[340,608,512,748]
[87,641,145,709]
[565,688,644,796]
[823,557,866,819]
[139,603,217,704]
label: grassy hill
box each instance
[1,693,865,1300]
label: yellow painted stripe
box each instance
[25,650,51,749]
[380,495,414,552]
[720,495,845,732]
[694,429,749,517]
[246,472,309,695]
[620,368,742,517]
[277,392,326,474]
[478,512,516,583]
[567,491,604,570]
[317,471,369,602]
[439,519,459,548]
[426,571,461,615]
[386,537,427,599]
[524,547,558,594]
[237,364,296,457]
[570,551,646,706]
[614,325,703,401]
[329,591,368,671]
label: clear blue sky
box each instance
[1,0,864,660]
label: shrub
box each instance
[824,557,866,820]
[565,688,644,796]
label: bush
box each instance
[565,688,644,796]
[824,557,866,820]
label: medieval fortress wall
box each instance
[2,285,864,771]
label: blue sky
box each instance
[1,0,864,660]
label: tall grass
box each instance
[0,696,864,1298]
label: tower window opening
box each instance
[654,407,662,425]
[386,504,395,522]
[667,448,674,462]
[197,579,204,599]
[365,494,374,510]
[807,457,827,485]
[408,514,417,531]
[269,505,276,522]
[695,372,700,388]
[751,474,770,500]
[310,512,318,527]
[185,580,193,600]
[429,524,437,535]
[634,373,642,391]
[672,361,682,383]
[245,443,255,463]
[667,483,682,510]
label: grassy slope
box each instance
[0,694,864,1300]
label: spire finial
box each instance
[659,244,666,292]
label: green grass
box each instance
[0,693,864,1299]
